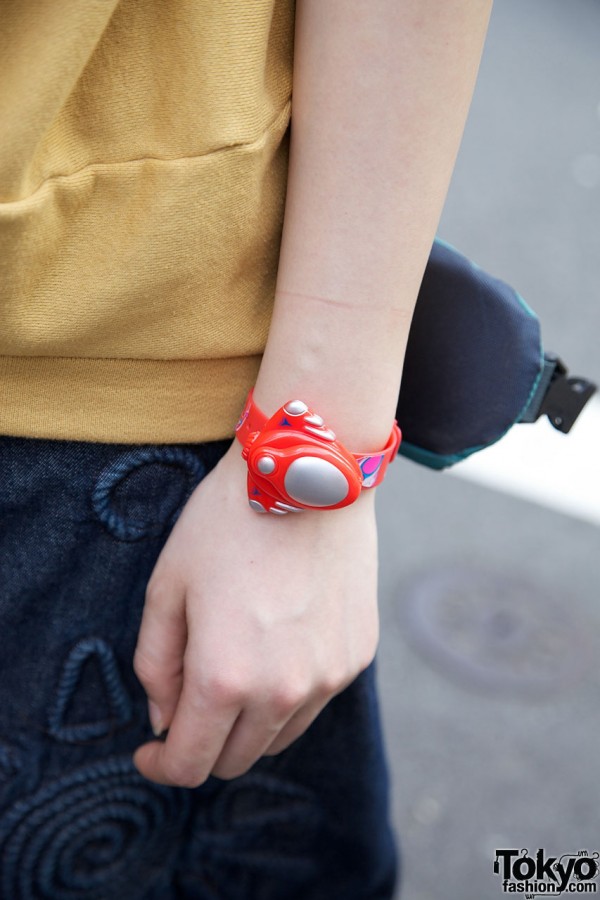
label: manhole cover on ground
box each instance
[400,566,590,698]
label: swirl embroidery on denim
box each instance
[0,755,191,900]
[181,772,323,882]
[47,637,132,744]
[92,446,205,541]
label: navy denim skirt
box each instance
[0,434,398,899]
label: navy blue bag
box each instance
[396,238,596,470]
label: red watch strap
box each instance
[235,388,401,490]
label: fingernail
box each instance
[147,700,163,737]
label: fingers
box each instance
[135,665,366,787]
[259,698,331,758]
[132,669,243,787]
[133,652,305,786]
[211,666,359,776]
[133,576,187,736]
[132,663,334,786]
[211,697,326,775]
[260,667,360,759]
[209,683,308,779]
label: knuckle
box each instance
[360,632,379,671]
[359,646,377,673]
[353,647,377,679]
[270,681,307,715]
[317,669,349,699]
[132,648,160,686]
[202,674,249,708]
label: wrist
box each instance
[251,291,409,452]
[252,366,404,454]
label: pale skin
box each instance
[132,0,493,787]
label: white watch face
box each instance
[283,456,350,507]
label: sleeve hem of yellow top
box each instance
[0,354,264,444]
[0,101,292,209]
[1,91,291,435]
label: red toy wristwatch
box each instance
[234,388,402,515]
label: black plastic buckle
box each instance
[535,353,597,433]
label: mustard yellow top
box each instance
[0,0,294,443]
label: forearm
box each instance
[253,0,493,451]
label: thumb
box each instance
[133,577,187,737]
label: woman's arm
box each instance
[254,0,493,450]
[132,0,493,788]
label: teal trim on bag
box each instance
[398,369,547,469]
[399,371,543,471]
[399,238,547,470]
[514,290,538,320]
[433,235,461,256]
[516,342,547,424]
[399,339,547,471]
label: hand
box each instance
[132,442,380,787]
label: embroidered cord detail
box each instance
[47,637,132,744]
[0,755,191,900]
[92,446,205,541]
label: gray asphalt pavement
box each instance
[374,2,600,897]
